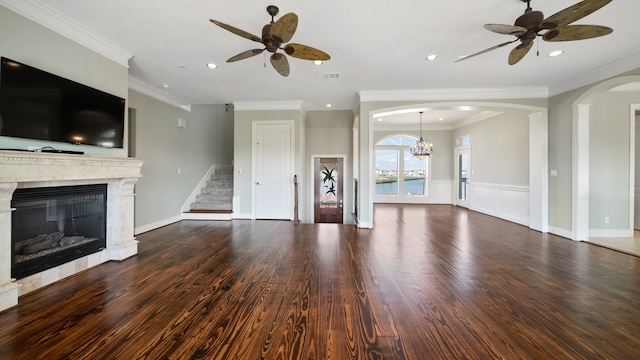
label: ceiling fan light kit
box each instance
[457,0,613,65]
[209,5,330,76]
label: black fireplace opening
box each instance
[11,184,107,279]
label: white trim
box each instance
[134,215,182,235]
[529,111,549,233]
[180,164,232,214]
[358,87,549,102]
[550,50,640,97]
[182,212,232,221]
[571,76,640,242]
[181,164,216,213]
[572,104,591,241]
[548,226,573,240]
[232,212,253,220]
[454,146,471,208]
[589,228,634,238]
[470,182,530,227]
[309,154,348,224]
[629,105,640,236]
[129,77,191,111]
[234,101,303,112]
[0,0,133,67]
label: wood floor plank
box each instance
[1,205,640,359]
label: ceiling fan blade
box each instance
[283,43,330,61]
[484,24,528,36]
[542,0,613,29]
[543,25,613,42]
[227,49,264,62]
[270,53,290,77]
[508,41,533,65]
[455,39,518,63]
[270,12,298,43]
[210,19,262,43]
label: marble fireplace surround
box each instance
[0,150,143,312]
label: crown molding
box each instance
[128,77,191,112]
[0,0,132,67]
[233,101,304,112]
[358,87,549,102]
[549,50,640,96]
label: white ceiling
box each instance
[3,0,640,124]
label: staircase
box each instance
[185,166,233,219]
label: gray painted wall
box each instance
[548,74,640,234]
[452,113,529,186]
[128,92,232,228]
[589,91,640,229]
[305,110,354,224]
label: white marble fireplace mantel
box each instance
[0,150,144,312]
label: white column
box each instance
[107,178,139,261]
[573,104,591,241]
[0,183,21,311]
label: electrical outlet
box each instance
[604,216,610,224]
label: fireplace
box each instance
[11,184,107,279]
[0,150,144,312]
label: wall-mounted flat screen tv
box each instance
[0,57,125,148]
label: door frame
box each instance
[252,120,294,220]
[310,154,347,224]
[454,145,471,208]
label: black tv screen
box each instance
[0,57,125,148]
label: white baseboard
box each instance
[134,215,182,235]
[548,226,574,240]
[233,213,253,220]
[182,212,232,221]
[589,228,634,238]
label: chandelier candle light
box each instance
[410,111,433,159]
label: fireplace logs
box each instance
[15,232,97,262]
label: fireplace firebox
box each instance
[11,184,107,279]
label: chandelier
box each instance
[409,111,433,160]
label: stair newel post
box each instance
[294,175,299,224]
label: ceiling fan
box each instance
[456,0,613,65]
[209,5,330,77]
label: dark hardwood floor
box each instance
[1,204,639,359]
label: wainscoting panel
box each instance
[470,183,529,226]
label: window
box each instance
[375,135,428,199]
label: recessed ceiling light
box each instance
[378,118,384,122]
[326,104,332,108]
[426,55,438,61]
[548,50,563,57]
[207,63,218,69]
[313,60,323,65]
[162,84,170,89]
[178,65,187,69]
[439,118,444,121]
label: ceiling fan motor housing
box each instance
[261,24,280,52]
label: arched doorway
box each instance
[364,102,548,231]
[572,75,640,241]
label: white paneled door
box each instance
[254,122,292,220]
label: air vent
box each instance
[323,72,340,80]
